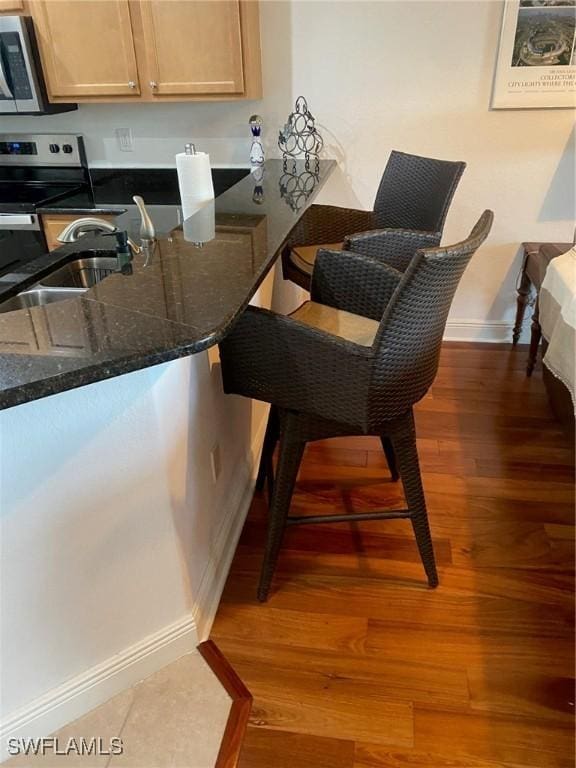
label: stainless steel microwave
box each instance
[0,16,76,115]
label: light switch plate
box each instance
[115,128,134,152]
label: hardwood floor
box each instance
[210,342,575,768]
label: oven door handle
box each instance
[0,214,40,230]
[0,47,14,99]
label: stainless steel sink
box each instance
[0,252,119,314]
[39,255,119,289]
[0,287,87,314]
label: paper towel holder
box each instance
[185,143,196,155]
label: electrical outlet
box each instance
[210,444,221,484]
[115,128,134,152]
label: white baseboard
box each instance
[193,407,269,641]
[0,616,197,762]
[192,471,253,642]
[444,319,523,344]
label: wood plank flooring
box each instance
[210,342,575,768]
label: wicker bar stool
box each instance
[220,210,493,601]
[258,215,469,494]
[284,150,466,289]
[275,153,465,487]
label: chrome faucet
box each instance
[57,217,141,254]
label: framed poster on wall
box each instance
[492,0,576,109]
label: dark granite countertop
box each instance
[36,167,250,215]
[36,191,127,216]
[0,160,335,410]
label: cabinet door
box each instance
[0,0,25,13]
[31,0,140,98]
[140,0,244,95]
[0,310,39,353]
[33,302,91,354]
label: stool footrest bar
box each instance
[286,510,412,526]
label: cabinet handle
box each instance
[128,81,136,89]
[150,81,158,89]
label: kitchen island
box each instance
[0,160,335,755]
[0,160,335,410]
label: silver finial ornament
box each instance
[249,115,264,166]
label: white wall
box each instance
[0,100,254,168]
[286,0,575,339]
[0,352,255,750]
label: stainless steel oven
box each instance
[0,16,76,115]
[0,134,89,277]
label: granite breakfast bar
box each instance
[0,161,335,748]
[0,160,335,409]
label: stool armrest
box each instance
[345,228,441,272]
[287,204,375,247]
[311,248,403,321]
[220,306,372,427]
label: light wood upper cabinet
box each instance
[140,1,244,95]
[30,0,141,97]
[0,0,25,13]
[28,0,261,102]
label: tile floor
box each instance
[5,651,231,768]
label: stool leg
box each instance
[257,419,305,602]
[513,266,531,345]
[380,436,400,482]
[255,407,279,493]
[527,299,541,377]
[388,411,438,588]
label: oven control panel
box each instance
[0,134,86,167]
[0,141,38,156]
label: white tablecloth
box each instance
[539,247,576,410]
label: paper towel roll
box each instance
[183,199,215,244]
[176,150,215,221]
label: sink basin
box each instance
[0,252,120,314]
[40,255,119,289]
[0,287,86,314]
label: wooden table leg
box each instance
[527,298,541,377]
[513,257,531,345]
